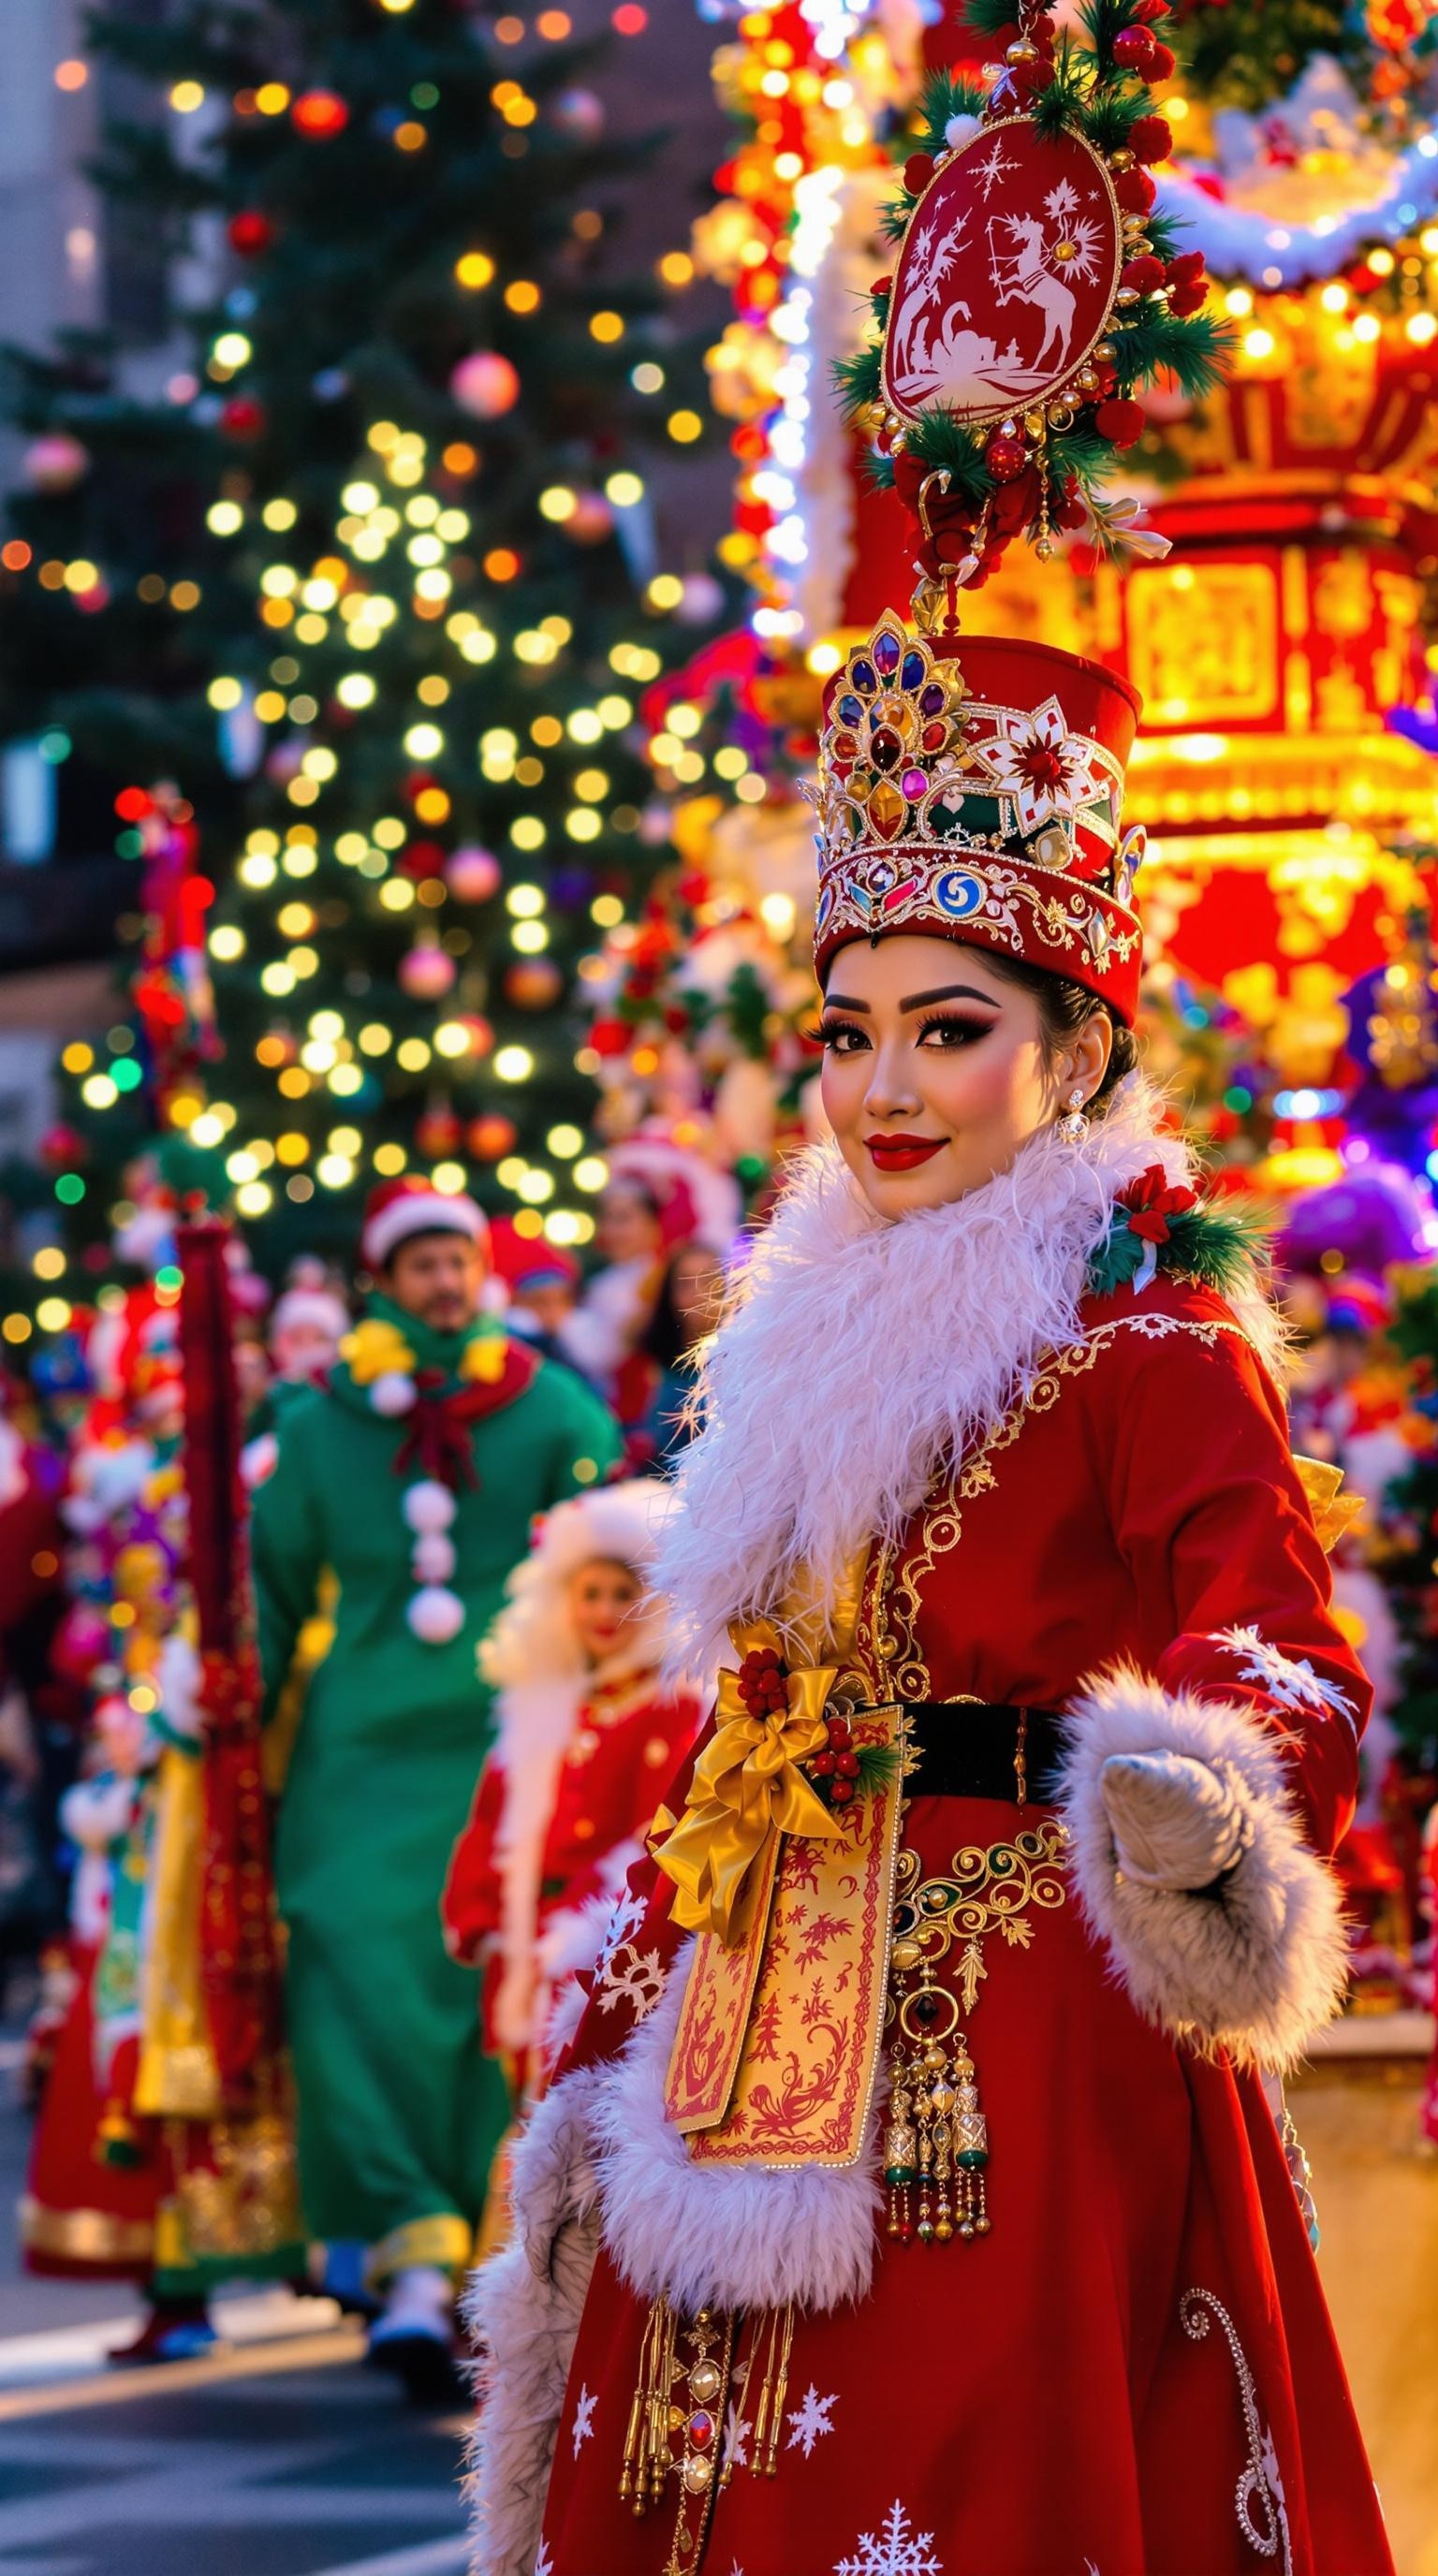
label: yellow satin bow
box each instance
[652,1619,844,1944]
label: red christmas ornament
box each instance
[1147,38,1176,77]
[292,90,349,139]
[1111,24,1157,71]
[984,431,1029,483]
[1121,255,1166,297]
[467,1114,517,1163]
[1128,114,1172,162]
[400,840,448,879]
[220,395,267,441]
[416,1105,463,1159]
[1128,0,1172,19]
[1094,397,1147,447]
[871,273,892,299]
[227,211,275,256]
[505,958,563,1010]
[39,1122,85,1166]
[589,1017,631,1058]
[902,153,935,196]
[1167,278,1210,316]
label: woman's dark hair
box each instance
[976,950,1137,1108]
[605,1175,663,1219]
[638,1244,714,1370]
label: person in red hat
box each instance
[487,1218,584,1374]
[250,1173,621,2397]
[466,609,1390,2573]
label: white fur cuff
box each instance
[463,2070,603,2576]
[1058,1663,1350,2071]
[590,1941,884,2316]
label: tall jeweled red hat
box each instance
[809,615,1147,1023]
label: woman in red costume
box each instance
[443,1480,703,2100]
[466,616,1391,2576]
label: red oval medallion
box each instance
[882,118,1122,429]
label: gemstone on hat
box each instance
[901,649,927,690]
[871,725,902,770]
[900,767,928,801]
[873,627,902,677]
[851,657,876,695]
[919,683,946,716]
[868,780,906,841]
[935,869,985,920]
[837,694,865,726]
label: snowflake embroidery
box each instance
[571,2383,596,2458]
[592,1881,646,1982]
[594,1940,667,2021]
[835,2498,943,2575]
[534,2546,554,2576]
[786,2383,839,2457]
[722,2403,752,2471]
[1213,1627,1357,1733]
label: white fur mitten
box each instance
[1100,1749,1248,1891]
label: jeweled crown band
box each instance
[808,616,1145,1022]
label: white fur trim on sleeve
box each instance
[463,2067,604,2576]
[1057,1661,1350,2072]
[589,1938,883,2316]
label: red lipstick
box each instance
[866,1133,946,1172]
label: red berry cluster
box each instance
[737,1646,788,1719]
[809,1709,862,1809]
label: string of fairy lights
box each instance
[1,1,729,1349]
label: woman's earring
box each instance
[1057,1088,1088,1145]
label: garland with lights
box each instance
[834,0,1231,595]
[0,0,727,1348]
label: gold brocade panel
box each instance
[1125,564,1279,724]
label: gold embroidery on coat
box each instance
[878,1316,1251,1697]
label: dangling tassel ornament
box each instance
[884,2041,918,2244]
[884,1952,990,2247]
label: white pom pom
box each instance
[371,1370,417,1417]
[412,1530,457,1583]
[945,111,980,149]
[407,1584,466,1645]
[402,1479,458,1533]
[241,1431,279,1488]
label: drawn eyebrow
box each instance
[821,994,870,1013]
[899,984,1001,1012]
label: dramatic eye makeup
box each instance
[810,979,1002,1052]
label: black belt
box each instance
[895,1702,1065,1806]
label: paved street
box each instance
[0,2041,470,2576]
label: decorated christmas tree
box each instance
[0,0,722,1336]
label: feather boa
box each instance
[659,1076,1282,1668]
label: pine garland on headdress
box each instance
[836,0,1233,601]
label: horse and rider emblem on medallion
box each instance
[882,119,1123,428]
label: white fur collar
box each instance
[659,1076,1280,1668]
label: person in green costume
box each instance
[251,1174,621,2395]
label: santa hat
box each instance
[271,1283,350,1344]
[360,1174,489,1272]
[488,1217,580,1298]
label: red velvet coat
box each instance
[477,1279,1391,2576]
[443,1670,702,2064]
